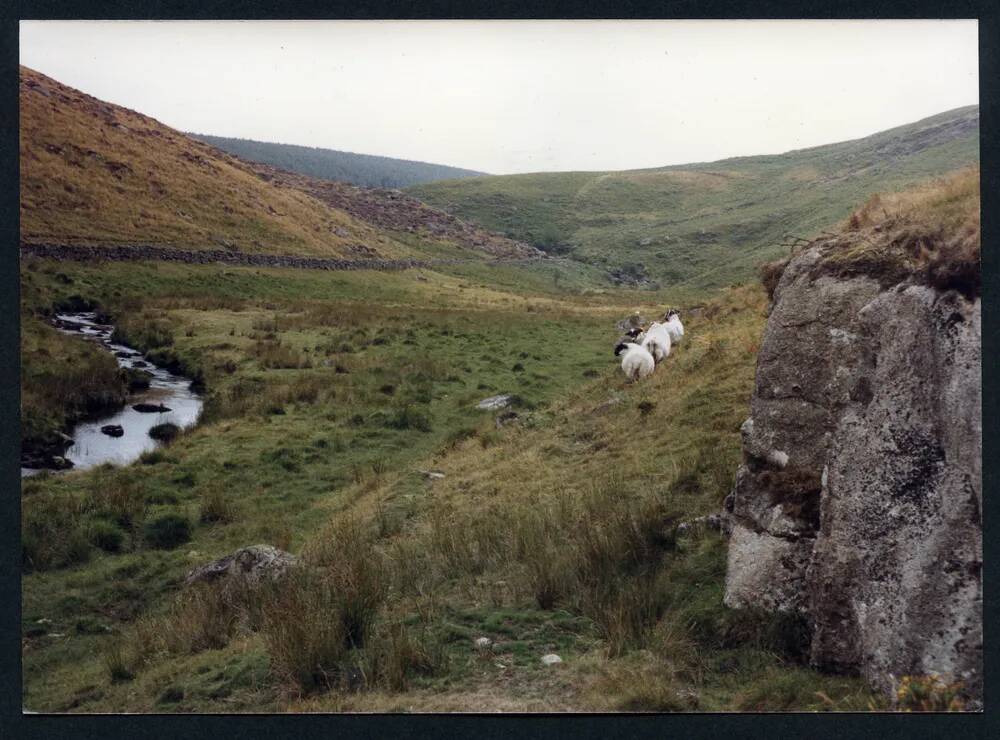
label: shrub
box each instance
[149,423,180,442]
[112,318,173,349]
[89,520,126,553]
[144,513,192,550]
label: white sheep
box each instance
[663,310,685,344]
[614,341,655,382]
[640,322,672,364]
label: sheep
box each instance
[640,322,672,364]
[614,341,655,382]
[662,310,685,344]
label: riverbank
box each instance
[21,312,203,475]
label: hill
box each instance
[189,133,487,189]
[409,106,979,289]
[19,66,532,261]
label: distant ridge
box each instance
[187,134,487,189]
[410,105,979,289]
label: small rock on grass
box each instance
[476,394,513,411]
[540,653,563,666]
[474,637,493,650]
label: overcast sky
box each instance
[20,20,978,175]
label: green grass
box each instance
[20,257,884,713]
[410,106,979,290]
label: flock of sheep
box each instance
[613,310,685,381]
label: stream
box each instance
[20,312,203,477]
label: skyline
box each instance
[20,20,979,175]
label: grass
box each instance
[19,67,413,259]
[812,166,981,297]
[20,244,886,712]
[410,106,979,289]
[20,311,128,450]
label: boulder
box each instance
[184,544,297,587]
[724,245,982,705]
[540,653,563,666]
[100,424,124,437]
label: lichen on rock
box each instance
[724,234,982,706]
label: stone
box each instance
[724,245,982,705]
[50,456,73,470]
[100,424,124,437]
[677,513,724,537]
[540,653,563,666]
[184,544,297,587]
[133,403,171,413]
[474,637,493,650]
[476,394,513,411]
[615,313,648,334]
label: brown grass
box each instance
[817,167,981,297]
[19,66,409,258]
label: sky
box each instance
[19,20,979,175]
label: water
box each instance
[20,313,203,476]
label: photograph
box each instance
[17,19,981,714]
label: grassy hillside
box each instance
[410,106,979,289]
[189,134,486,189]
[19,67,381,257]
[20,252,880,712]
[20,66,530,263]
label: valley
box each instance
[18,63,980,714]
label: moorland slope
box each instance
[19,66,534,262]
[189,133,486,189]
[410,106,979,288]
